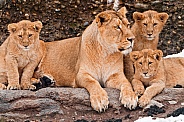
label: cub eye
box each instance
[153,23,158,27]
[139,62,142,65]
[18,35,22,38]
[28,34,33,38]
[115,25,121,30]
[143,23,147,26]
[148,62,153,65]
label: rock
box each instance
[168,101,177,105]
[0,88,183,120]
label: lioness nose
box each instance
[127,37,134,43]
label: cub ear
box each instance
[33,21,42,32]
[130,51,140,62]
[153,50,163,61]
[157,13,169,24]
[96,12,111,27]
[133,12,145,21]
[8,23,17,33]
[118,7,127,17]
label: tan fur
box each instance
[36,7,138,112]
[124,10,169,81]
[0,20,46,90]
[130,49,184,107]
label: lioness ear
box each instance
[157,13,169,24]
[133,12,145,21]
[33,21,42,32]
[96,12,111,27]
[118,7,127,17]
[153,50,163,61]
[8,23,17,33]
[130,51,140,62]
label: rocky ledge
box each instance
[0,88,183,121]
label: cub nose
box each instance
[147,33,152,36]
[23,42,29,48]
[143,72,148,75]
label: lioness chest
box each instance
[83,52,123,86]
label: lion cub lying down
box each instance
[0,20,45,90]
[130,49,184,107]
[36,7,138,112]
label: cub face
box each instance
[96,7,135,55]
[8,20,42,51]
[133,10,168,41]
[130,49,163,79]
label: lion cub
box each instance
[130,49,184,107]
[131,10,169,51]
[0,20,46,90]
[124,10,169,81]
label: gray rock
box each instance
[0,88,183,119]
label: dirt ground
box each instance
[0,0,183,122]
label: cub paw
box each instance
[21,83,36,90]
[120,90,138,110]
[7,84,21,90]
[90,89,109,112]
[0,83,7,90]
[138,95,151,108]
[134,86,145,97]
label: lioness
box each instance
[124,10,169,81]
[35,7,138,112]
[130,49,184,107]
[0,20,46,90]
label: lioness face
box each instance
[96,7,135,55]
[130,49,163,79]
[8,20,42,51]
[133,10,168,41]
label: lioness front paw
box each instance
[90,89,109,112]
[120,90,138,110]
[138,95,151,108]
[7,84,21,90]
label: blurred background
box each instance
[0,0,183,56]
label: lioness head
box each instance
[96,7,135,55]
[130,49,163,79]
[8,20,42,51]
[133,10,168,41]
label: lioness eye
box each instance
[115,25,121,30]
[28,34,33,38]
[18,35,22,38]
[153,23,158,27]
[143,23,147,26]
[139,62,142,65]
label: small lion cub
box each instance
[130,49,165,107]
[0,20,45,90]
